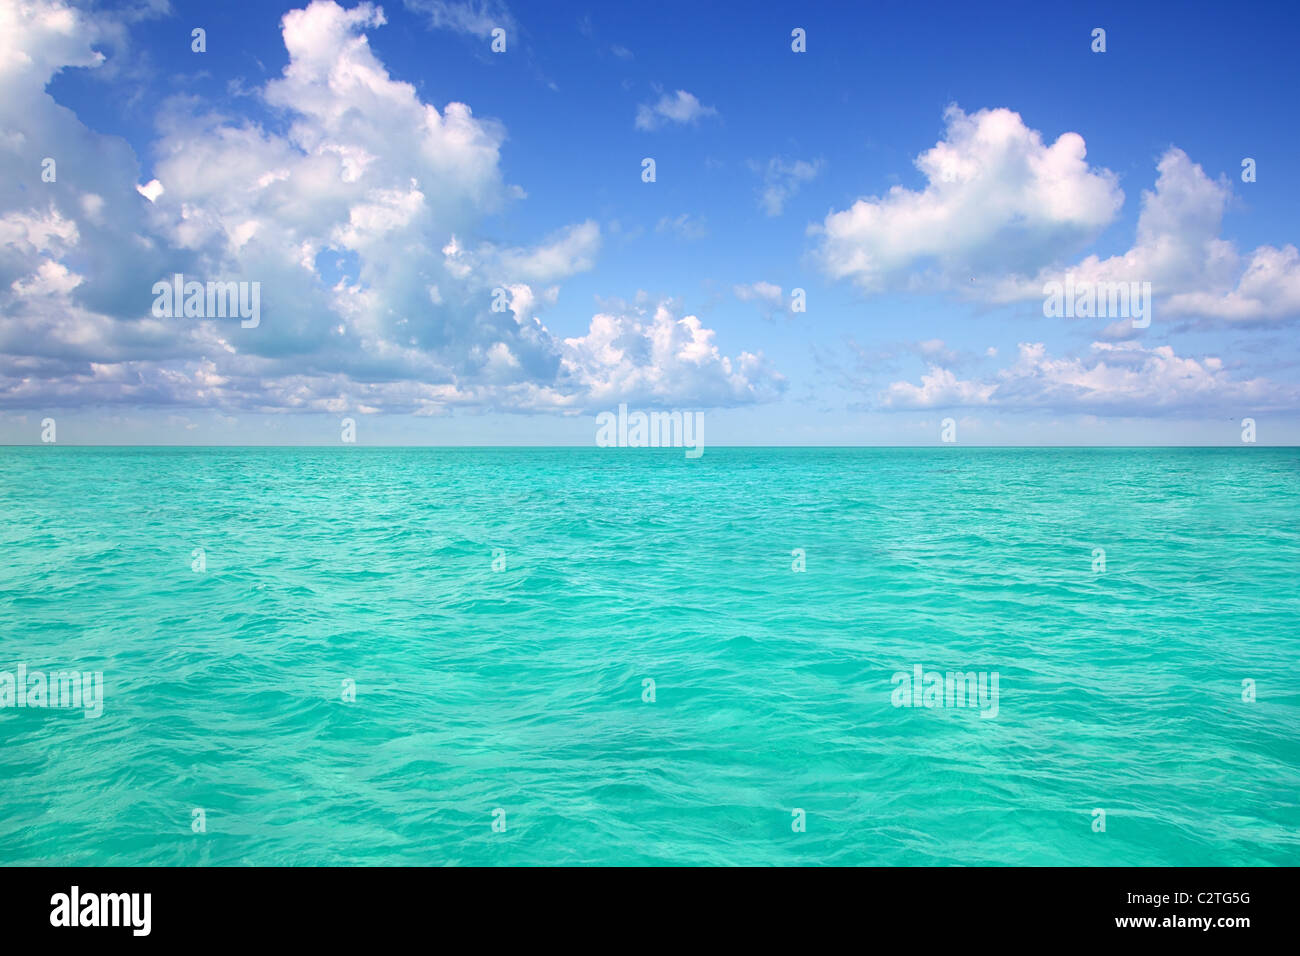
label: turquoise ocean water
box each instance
[1,446,1297,866]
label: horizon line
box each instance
[2,444,1295,450]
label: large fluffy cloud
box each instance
[996,149,1300,324]
[560,301,785,407]
[0,0,777,413]
[817,105,1300,324]
[813,106,1123,290]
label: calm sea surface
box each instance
[1,447,1297,865]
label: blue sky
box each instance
[3,0,1300,443]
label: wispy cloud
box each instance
[656,213,708,241]
[882,341,1299,414]
[402,0,515,38]
[635,89,717,131]
[753,157,822,216]
[734,281,789,320]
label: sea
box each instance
[1,446,1297,865]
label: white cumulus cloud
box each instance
[0,1,775,417]
[814,105,1122,291]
